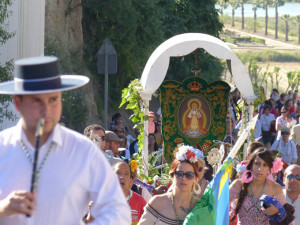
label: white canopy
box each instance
[141,33,255,100]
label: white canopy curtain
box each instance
[139,33,256,175]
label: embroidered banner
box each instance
[160,77,231,163]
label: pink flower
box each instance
[271,158,283,174]
[240,160,248,166]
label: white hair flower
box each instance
[195,148,205,160]
[236,163,246,174]
[175,145,198,163]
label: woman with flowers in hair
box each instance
[138,145,203,225]
[229,147,293,225]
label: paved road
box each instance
[224,27,300,51]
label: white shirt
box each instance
[283,189,300,225]
[260,113,275,131]
[287,119,297,128]
[253,119,261,139]
[276,116,288,139]
[0,120,131,225]
[270,139,298,164]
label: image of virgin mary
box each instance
[182,101,207,137]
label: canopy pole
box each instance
[139,91,152,177]
[227,114,258,161]
[240,97,255,160]
[245,97,255,159]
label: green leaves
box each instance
[120,79,145,152]
[0,0,15,124]
[132,151,170,184]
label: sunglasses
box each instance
[281,132,289,135]
[281,111,287,113]
[287,174,300,181]
[100,136,105,141]
[174,171,195,180]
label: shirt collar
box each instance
[13,119,62,147]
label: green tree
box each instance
[163,0,224,82]
[281,14,291,41]
[259,63,270,87]
[82,0,164,106]
[218,0,229,15]
[272,0,285,39]
[267,71,274,90]
[294,15,300,44]
[273,66,281,90]
[82,0,224,109]
[241,0,245,29]
[0,0,15,124]
[294,71,300,91]
[286,71,296,92]
[229,0,240,27]
[252,0,262,33]
[262,0,272,35]
[250,59,261,84]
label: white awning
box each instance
[140,33,255,100]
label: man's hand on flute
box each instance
[0,190,36,218]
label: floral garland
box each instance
[176,145,204,163]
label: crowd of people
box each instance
[227,88,300,167]
[0,56,300,225]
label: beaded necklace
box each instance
[127,190,132,204]
[171,192,194,225]
[20,140,54,191]
[249,180,266,223]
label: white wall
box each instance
[0,0,45,130]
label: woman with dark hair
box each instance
[110,112,123,130]
[229,148,285,224]
[138,146,201,225]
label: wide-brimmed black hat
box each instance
[0,56,89,95]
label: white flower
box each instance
[236,164,246,174]
[195,149,205,160]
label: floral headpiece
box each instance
[176,145,201,163]
[195,148,205,161]
[271,158,283,174]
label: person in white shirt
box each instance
[287,114,297,129]
[270,126,298,165]
[283,165,300,225]
[0,56,131,225]
[276,106,288,140]
[259,105,276,148]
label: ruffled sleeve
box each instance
[138,204,159,225]
[138,204,181,225]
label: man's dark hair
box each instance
[280,93,286,100]
[111,112,122,121]
[264,104,271,110]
